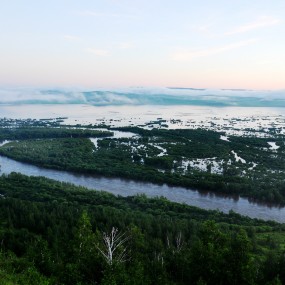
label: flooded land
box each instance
[1,104,285,222]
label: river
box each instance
[1,104,285,222]
[0,155,284,223]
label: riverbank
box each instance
[1,155,285,222]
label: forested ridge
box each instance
[0,173,285,284]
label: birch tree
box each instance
[96,227,130,266]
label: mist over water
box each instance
[0,87,285,107]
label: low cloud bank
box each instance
[0,87,284,107]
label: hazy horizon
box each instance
[0,86,284,107]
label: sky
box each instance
[0,0,285,90]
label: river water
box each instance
[1,104,285,222]
[1,155,284,223]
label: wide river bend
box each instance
[0,155,285,223]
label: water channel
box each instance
[0,155,284,223]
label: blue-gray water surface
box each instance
[0,155,284,223]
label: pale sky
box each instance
[1,0,284,89]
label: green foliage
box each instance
[1,125,285,204]
[0,251,52,285]
[0,173,284,284]
[0,126,112,141]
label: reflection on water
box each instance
[0,155,284,223]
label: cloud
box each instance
[118,42,135,49]
[79,10,137,19]
[0,87,285,107]
[86,48,110,56]
[64,35,81,41]
[194,23,217,38]
[171,39,258,61]
[0,88,86,104]
[225,16,281,36]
